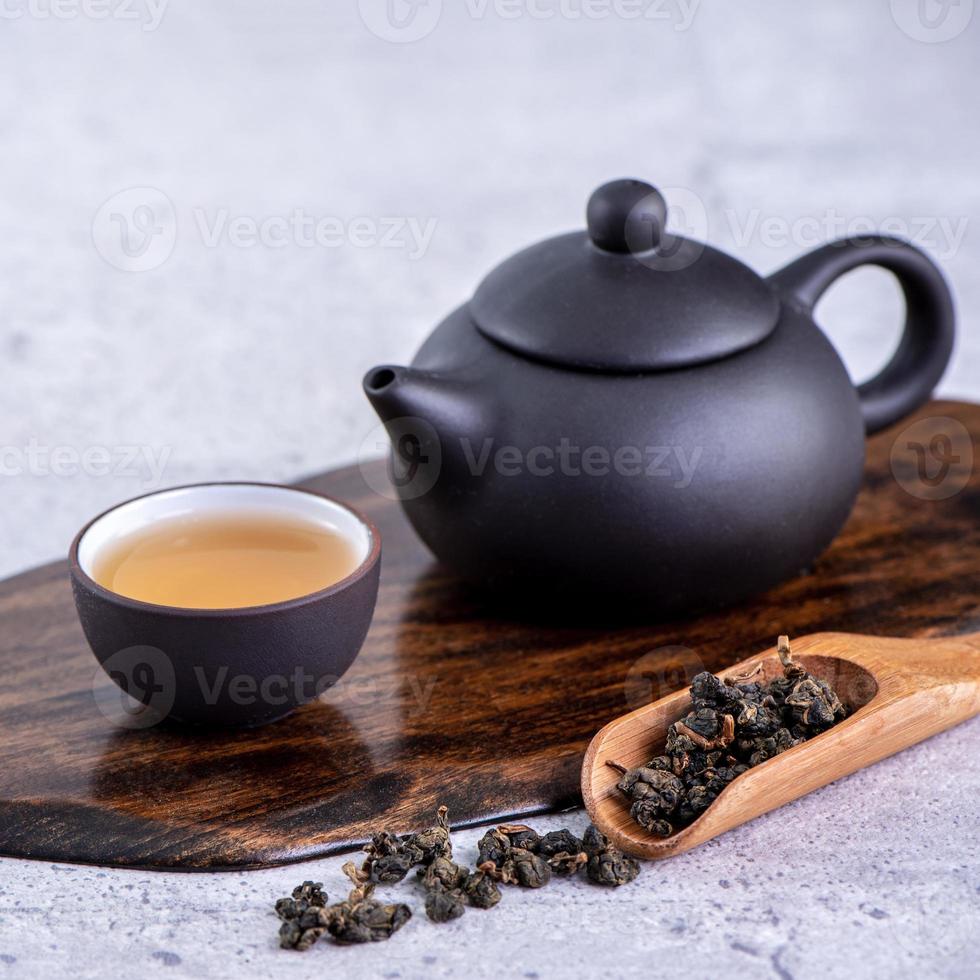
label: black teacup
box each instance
[69,483,381,728]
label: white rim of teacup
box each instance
[70,482,381,616]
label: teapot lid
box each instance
[470,179,780,372]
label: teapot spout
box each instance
[363,364,472,431]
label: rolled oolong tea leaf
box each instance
[537,828,582,857]
[358,806,456,886]
[667,708,736,753]
[272,809,643,952]
[370,851,417,885]
[325,863,412,945]
[476,827,512,868]
[424,886,467,923]
[476,825,552,888]
[328,901,412,945]
[404,805,453,865]
[274,881,328,925]
[614,764,685,808]
[408,814,469,924]
[508,848,551,888]
[609,761,686,837]
[628,799,673,838]
[496,823,541,852]
[291,880,328,906]
[360,830,423,884]
[537,829,587,876]
[419,855,469,892]
[275,897,305,921]
[479,850,551,889]
[770,636,846,732]
[278,905,329,951]
[615,635,849,840]
[582,825,641,887]
[463,868,503,909]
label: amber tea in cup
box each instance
[91,509,360,610]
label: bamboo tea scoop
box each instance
[581,631,980,860]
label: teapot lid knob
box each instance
[586,178,667,254]
[471,176,780,372]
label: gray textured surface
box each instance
[1,2,979,978]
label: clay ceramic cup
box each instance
[69,483,381,728]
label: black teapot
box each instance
[364,179,954,612]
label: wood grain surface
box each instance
[0,401,978,871]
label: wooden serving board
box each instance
[1,401,978,871]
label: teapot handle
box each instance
[768,236,955,434]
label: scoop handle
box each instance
[769,236,955,434]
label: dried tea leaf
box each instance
[476,828,511,868]
[405,805,453,865]
[278,905,329,950]
[462,868,502,909]
[419,855,469,892]
[620,635,848,840]
[497,824,541,852]
[424,887,466,923]
[324,863,412,945]
[582,825,640,887]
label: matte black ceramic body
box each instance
[364,180,955,612]
[69,484,381,728]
